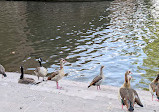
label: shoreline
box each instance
[0,72,158,112]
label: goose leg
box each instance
[122,105,123,109]
[152,95,153,101]
[99,85,101,90]
[38,76,39,80]
[43,77,44,81]
[2,75,3,79]
[97,86,98,90]
[56,81,62,89]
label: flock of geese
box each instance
[0,58,159,112]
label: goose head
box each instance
[38,58,43,67]
[100,65,104,75]
[60,58,67,64]
[60,58,67,68]
[101,65,104,69]
[124,70,132,85]
[126,70,132,75]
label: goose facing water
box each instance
[88,65,105,90]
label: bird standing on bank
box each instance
[18,66,36,84]
[34,58,47,81]
[119,70,134,112]
[149,74,159,101]
[47,58,67,89]
[88,65,105,90]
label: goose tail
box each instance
[128,100,134,112]
[3,73,7,77]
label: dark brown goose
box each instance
[0,64,7,78]
[119,70,134,112]
[149,74,159,101]
[47,58,67,89]
[88,66,104,90]
[18,66,36,84]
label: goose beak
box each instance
[64,60,67,64]
[130,76,133,79]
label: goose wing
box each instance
[156,84,159,99]
[47,71,59,80]
[0,64,5,74]
[149,82,156,96]
[132,89,143,107]
[119,88,135,110]
[88,75,102,88]
[18,78,35,84]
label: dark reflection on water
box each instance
[0,0,158,90]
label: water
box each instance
[0,0,158,90]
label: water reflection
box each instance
[0,0,158,90]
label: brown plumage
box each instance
[149,74,159,101]
[88,66,104,90]
[119,71,143,112]
[119,70,134,112]
[48,71,59,80]
[47,58,67,89]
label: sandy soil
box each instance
[0,72,158,112]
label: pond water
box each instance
[0,0,159,90]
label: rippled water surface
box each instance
[0,0,159,90]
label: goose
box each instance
[0,64,7,78]
[128,76,143,107]
[47,58,67,89]
[18,66,36,84]
[119,70,134,112]
[149,74,159,101]
[88,65,104,90]
[34,58,47,81]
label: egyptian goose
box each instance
[128,76,143,107]
[0,64,7,78]
[47,58,67,89]
[34,58,47,81]
[88,65,104,90]
[18,66,36,84]
[149,74,159,101]
[119,70,134,112]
